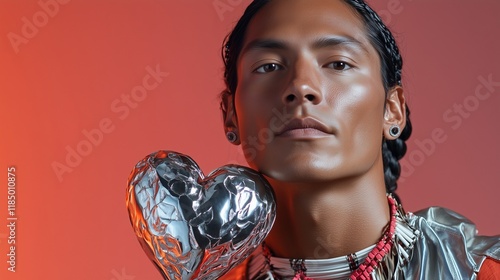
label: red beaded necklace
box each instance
[349,195,397,280]
[283,196,398,280]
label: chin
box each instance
[254,156,347,184]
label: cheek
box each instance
[328,76,386,155]
[234,72,285,137]
[234,81,271,141]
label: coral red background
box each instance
[0,0,499,279]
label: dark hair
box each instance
[221,0,412,201]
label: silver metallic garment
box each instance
[389,207,500,279]
[246,203,500,279]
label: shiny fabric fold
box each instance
[393,207,500,280]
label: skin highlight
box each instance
[223,0,406,258]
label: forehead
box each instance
[243,0,372,51]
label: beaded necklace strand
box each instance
[261,196,398,280]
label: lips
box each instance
[276,117,332,137]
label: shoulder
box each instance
[411,206,480,243]
[412,206,496,238]
[408,207,500,276]
[413,206,479,230]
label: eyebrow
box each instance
[241,39,289,55]
[241,35,369,56]
[312,36,369,54]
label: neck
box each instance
[264,168,390,259]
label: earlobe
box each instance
[383,86,406,140]
[221,90,241,145]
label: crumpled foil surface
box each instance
[126,150,276,280]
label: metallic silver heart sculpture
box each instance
[126,150,276,280]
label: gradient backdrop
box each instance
[1,0,499,279]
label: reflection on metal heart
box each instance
[126,150,276,280]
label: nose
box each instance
[283,57,323,105]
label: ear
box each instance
[221,90,241,145]
[383,86,406,140]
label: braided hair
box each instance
[221,0,412,201]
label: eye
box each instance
[254,63,283,73]
[326,61,352,71]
